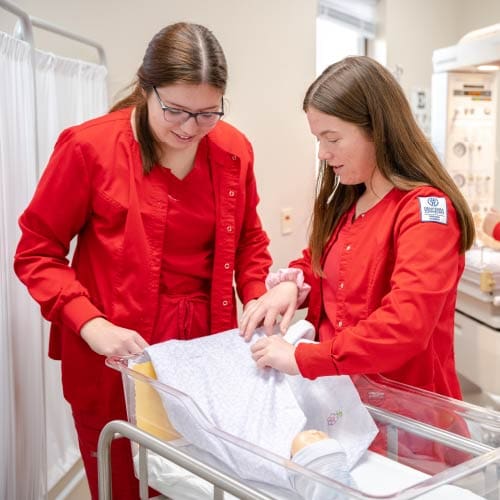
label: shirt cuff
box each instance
[295,341,339,379]
[60,295,106,335]
[241,280,267,305]
[265,268,311,306]
[493,222,500,241]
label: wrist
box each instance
[265,268,311,306]
[80,316,107,336]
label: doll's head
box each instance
[291,429,329,457]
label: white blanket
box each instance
[145,321,378,492]
[137,449,484,500]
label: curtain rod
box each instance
[0,0,107,66]
[30,16,107,66]
[0,0,40,177]
[0,0,34,44]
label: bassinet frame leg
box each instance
[97,420,274,500]
[213,486,225,499]
[138,444,149,500]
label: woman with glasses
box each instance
[240,56,474,400]
[14,22,271,499]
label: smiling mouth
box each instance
[332,164,344,170]
[172,131,194,142]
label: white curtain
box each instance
[1,29,108,498]
[35,49,108,491]
[0,31,46,500]
[36,50,108,169]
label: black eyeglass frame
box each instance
[152,86,224,126]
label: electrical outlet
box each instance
[280,207,293,235]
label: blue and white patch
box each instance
[418,196,448,224]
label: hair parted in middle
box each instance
[110,22,227,173]
[303,56,475,275]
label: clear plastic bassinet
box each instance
[102,353,500,500]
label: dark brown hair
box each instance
[303,56,475,275]
[110,22,227,173]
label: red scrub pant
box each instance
[71,293,210,498]
[73,413,142,500]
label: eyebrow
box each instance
[169,102,220,112]
[159,96,221,113]
[318,130,340,137]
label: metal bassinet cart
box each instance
[99,354,500,500]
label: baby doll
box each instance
[289,430,354,499]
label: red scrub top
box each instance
[152,137,216,343]
[293,186,464,399]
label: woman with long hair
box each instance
[241,56,474,400]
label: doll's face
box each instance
[148,83,223,152]
[291,429,329,456]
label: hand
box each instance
[239,281,299,340]
[243,299,258,312]
[250,335,299,375]
[80,317,149,356]
[482,209,500,238]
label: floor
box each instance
[48,459,90,500]
[64,477,91,500]
[459,373,500,411]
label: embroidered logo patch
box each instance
[327,410,343,426]
[418,197,447,224]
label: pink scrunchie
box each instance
[265,268,311,307]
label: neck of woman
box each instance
[158,146,198,180]
[356,178,394,218]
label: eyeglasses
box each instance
[152,87,224,127]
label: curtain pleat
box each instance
[0,31,46,500]
[1,29,108,497]
[35,47,108,491]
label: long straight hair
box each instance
[303,56,475,275]
[110,22,227,174]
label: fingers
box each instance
[239,299,268,340]
[242,299,257,312]
[279,302,297,334]
[133,332,150,351]
[240,282,300,340]
[239,301,262,341]
[250,335,299,375]
[262,309,280,336]
[116,331,149,356]
[242,309,278,340]
[250,337,270,367]
[81,318,148,357]
[255,355,272,370]
[240,299,282,340]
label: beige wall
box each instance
[379,0,500,100]
[1,0,317,269]
[3,0,500,269]
[457,0,500,37]
[379,0,460,96]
